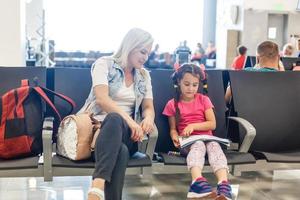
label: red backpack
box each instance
[0,79,75,159]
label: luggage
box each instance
[0,79,75,159]
[57,113,101,160]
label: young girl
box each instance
[163,63,232,200]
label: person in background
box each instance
[145,43,160,67]
[281,43,294,57]
[231,45,247,70]
[192,42,205,64]
[163,63,233,200]
[225,41,281,104]
[174,40,192,71]
[205,41,216,59]
[204,41,217,68]
[80,28,155,200]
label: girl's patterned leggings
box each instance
[186,140,228,172]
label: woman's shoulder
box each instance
[141,67,150,75]
[137,67,151,80]
[91,56,116,73]
[94,56,114,66]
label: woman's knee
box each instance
[100,112,124,138]
[102,113,125,129]
[104,112,123,124]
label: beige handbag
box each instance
[57,113,101,160]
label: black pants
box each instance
[92,112,137,199]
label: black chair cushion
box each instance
[160,150,256,166]
[0,156,40,170]
[52,155,152,168]
[253,151,300,163]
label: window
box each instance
[45,0,203,53]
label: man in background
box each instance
[231,45,247,70]
[225,41,281,103]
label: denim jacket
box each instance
[78,57,151,122]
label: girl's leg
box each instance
[186,141,216,198]
[206,142,232,199]
[215,168,228,183]
[187,140,206,180]
[206,141,229,182]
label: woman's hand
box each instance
[182,124,194,137]
[128,120,144,142]
[140,117,154,134]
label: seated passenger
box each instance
[80,28,155,200]
[144,43,160,67]
[163,63,233,200]
[225,41,281,104]
[192,42,205,64]
[205,41,216,59]
[281,43,294,57]
[231,45,247,70]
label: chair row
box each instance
[154,69,256,172]
[155,69,300,175]
[229,71,300,163]
[0,66,156,182]
[1,66,300,182]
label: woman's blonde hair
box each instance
[283,43,294,55]
[113,28,154,68]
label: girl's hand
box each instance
[171,135,180,148]
[182,124,194,137]
[140,117,154,134]
[128,120,144,142]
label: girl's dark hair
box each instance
[171,63,207,125]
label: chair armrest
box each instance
[145,124,158,160]
[228,116,256,153]
[138,124,158,160]
[42,117,54,181]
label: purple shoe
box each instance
[187,177,217,199]
[215,181,233,200]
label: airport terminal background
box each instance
[1,0,300,199]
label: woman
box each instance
[281,43,294,57]
[79,28,155,200]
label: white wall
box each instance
[245,0,300,11]
[26,0,44,41]
[216,0,300,68]
[243,0,300,55]
[243,11,300,55]
[216,0,244,68]
[242,10,269,55]
[0,0,26,66]
[288,13,300,36]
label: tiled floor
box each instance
[1,170,300,200]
